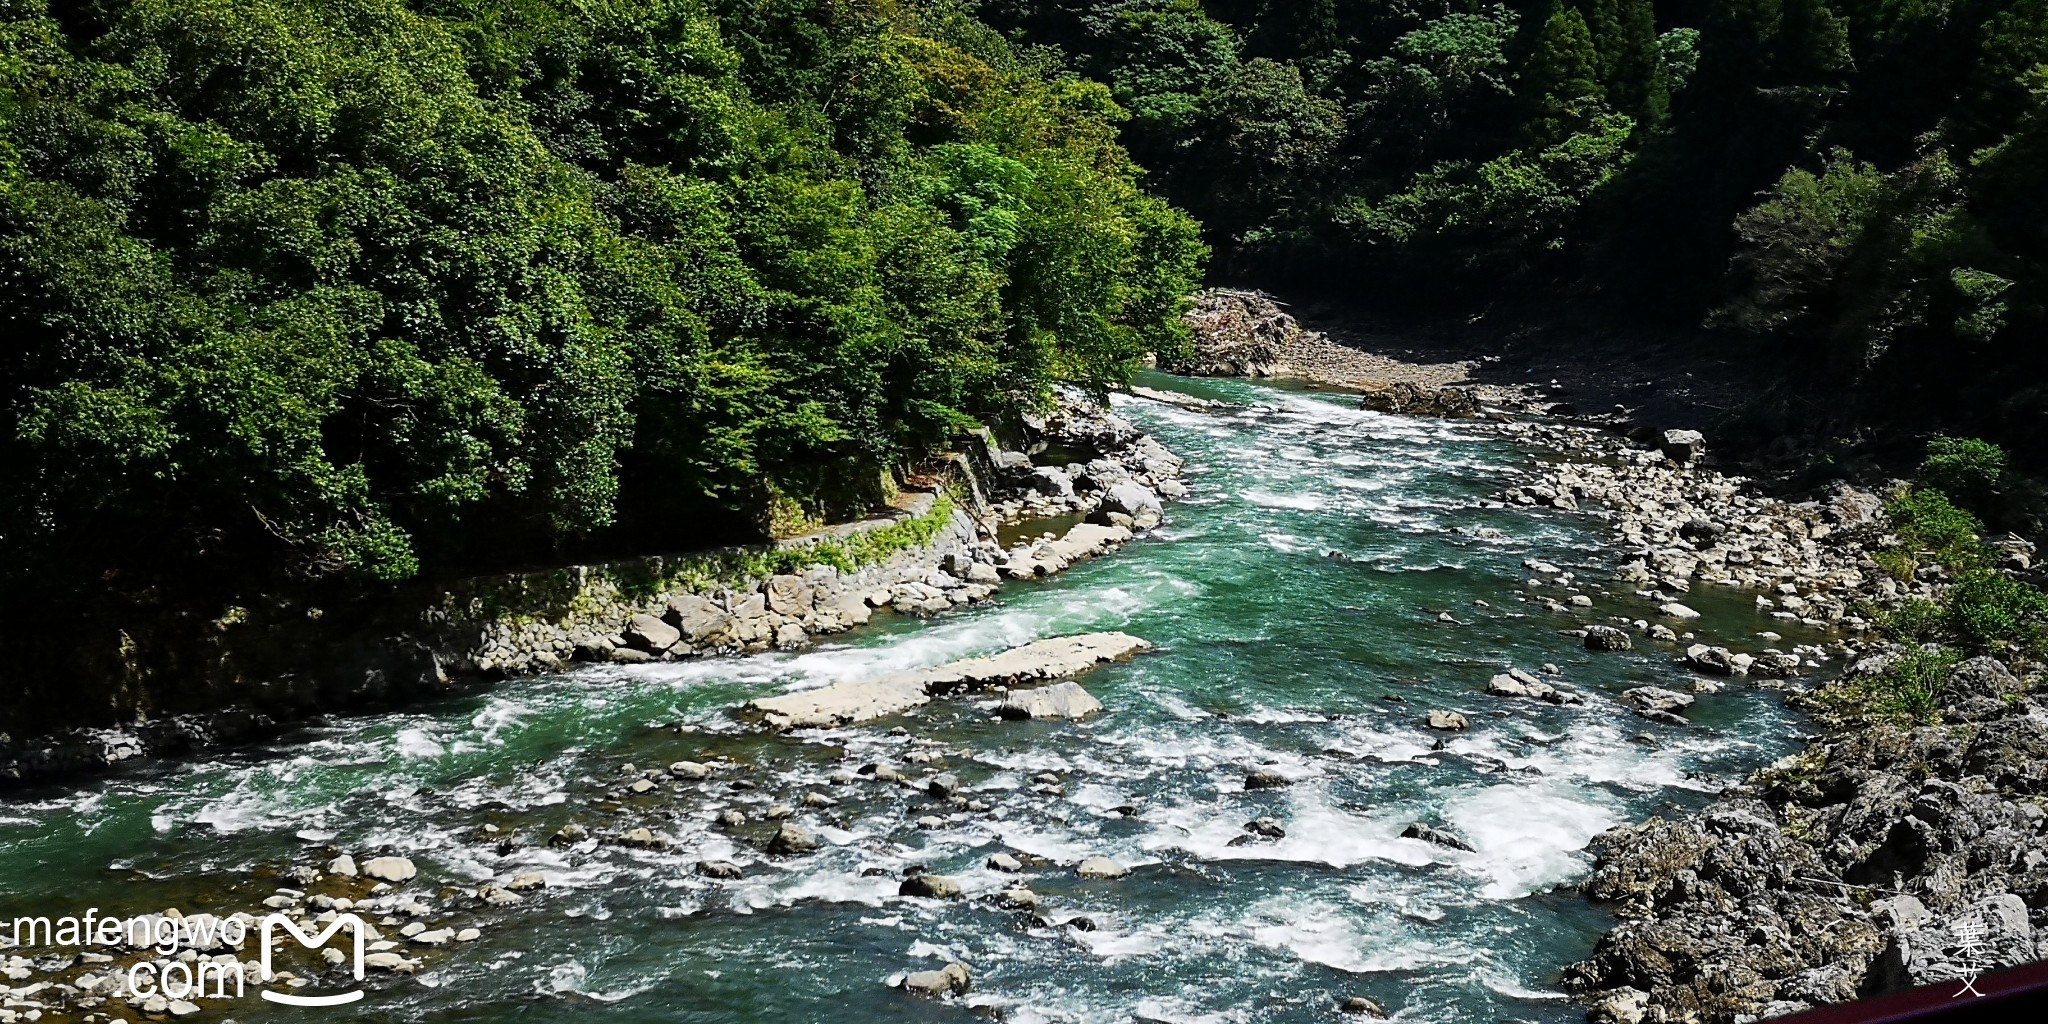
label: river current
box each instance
[0,376,1812,1023]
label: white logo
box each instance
[258,913,367,1006]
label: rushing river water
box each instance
[0,376,1817,1023]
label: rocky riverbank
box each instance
[0,393,1188,785]
[1469,414,2048,1022]
[1166,292,2047,1021]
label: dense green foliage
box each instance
[0,0,1204,599]
[982,0,2048,444]
[1861,438,2046,724]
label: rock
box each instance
[628,778,656,794]
[1244,817,1287,838]
[1075,856,1128,879]
[697,860,743,879]
[506,871,546,892]
[1025,466,1074,497]
[167,999,202,1017]
[1587,987,1649,1024]
[478,883,524,905]
[764,574,814,616]
[1682,644,1735,675]
[899,874,964,899]
[1098,482,1163,527]
[766,823,821,855]
[1656,602,1701,620]
[1400,822,1476,852]
[1338,995,1387,1017]
[994,887,1039,910]
[1486,671,1558,700]
[667,594,737,645]
[668,760,712,779]
[1360,381,1480,417]
[986,853,1023,873]
[615,827,667,849]
[1622,686,1695,717]
[748,632,1152,730]
[1244,767,1293,790]
[1659,429,1705,464]
[1869,892,2038,994]
[1584,625,1634,651]
[926,773,963,799]
[361,856,417,883]
[997,680,1105,720]
[899,961,971,998]
[624,613,682,653]
[1169,288,1293,376]
[326,853,358,877]
[549,823,589,846]
[1425,710,1469,731]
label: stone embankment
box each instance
[0,392,1187,783]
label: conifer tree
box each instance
[1609,0,1670,124]
[1523,5,1606,143]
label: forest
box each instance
[4,0,2045,610]
[0,0,1205,607]
[984,0,2047,438]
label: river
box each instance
[0,375,1812,1023]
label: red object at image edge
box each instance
[1768,959,2048,1024]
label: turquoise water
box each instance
[0,377,1813,1022]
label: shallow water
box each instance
[0,376,1820,1022]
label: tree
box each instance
[1522,5,1606,144]
[1608,0,1670,124]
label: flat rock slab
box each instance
[747,632,1152,730]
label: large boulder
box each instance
[997,681,1103,720]
[361,856,417,883]
[764,575,814,616]
[1683,644,1736,675]
[623,613,682,653]
[666,594,735,645]
[1623,687,1695,717]
[766,823,821,855]
[1359,381,1480,418]
[1025,465,1074,498]
[1659,429,1706,465]
[1584,625,1634,652]
[1096,482,1164,528]
[1167,289,1293,377]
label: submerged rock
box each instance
[899,961,971,997]
[899,874,964,899]
[1400,822,1476,852]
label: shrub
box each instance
[1868,646,1963,724]
[1883,487,1986,569]
[1918,436,2007,510]
[1947,567,2048,654]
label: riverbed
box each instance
[0,375,1819,1022]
